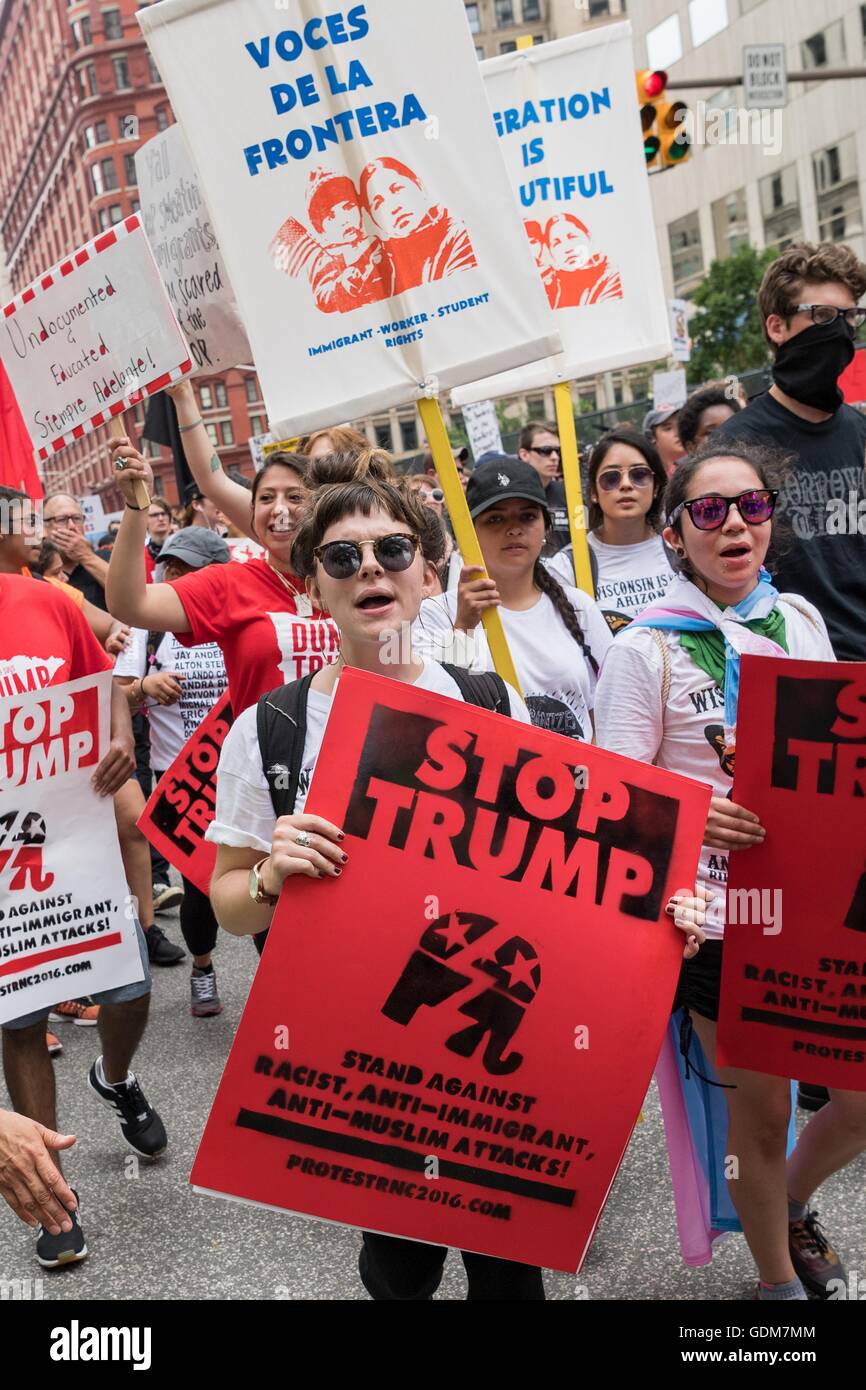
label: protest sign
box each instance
[192,668,710,1271]
[135,123,253,376]
[0,217,192,466]
[652,368,687,411]
[137,693,233,897]
[452,22,670,408]
[460,399,503,462]
[0,672,144,1025]
[79,493,106,538]
[718,658,866,1090]
[137,0,559,437]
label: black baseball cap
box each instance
[465,457,551,521]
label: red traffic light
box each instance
[644,70,667,98]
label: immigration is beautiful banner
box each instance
[137,693,234,897]
[192,670,710,1272]
[0,673,144,1026]
[718,657,866,1090]
[138,0,560,435]
[452,22,670,408]
[0,218,192,465]
[135,124,253,376]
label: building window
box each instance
[72,16,92,48]
[249,415,266,436]
[219,420,235,446]
[214,382,228,408]
[401,418,419,452]
[522,0,541,20]
[813,136,863,243]
[705,86,739,139]
[199,385,214,411]
[155,107,170,131]
[110,205,123,224]
[118,113,138,139]
[688,0,727,49]
[205,423,219,447]
[801,20,846,72]
[83,121,110,149]
[668,211,703,295]
[374,421,392,450]
[495,0,515,28]
[759,162,803,250]
[711,187,749,259]
[79,62,98,98]
[90,158,118,196]
[647,14,682,70]
[147,53,161,84]
[102,9,123,41]
[123,154,137,186]
[500,40,517,52]
[588,1,610,16]
[466,3,480,34]
[112,55,131,90]
[245,377,260,403]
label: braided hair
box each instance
[533,560,599,676]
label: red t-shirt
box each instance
[0,573,112,697]
[169,556,340,714]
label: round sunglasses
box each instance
[668,489,778,532]
[313,533,420,579]
[596,465,655,492]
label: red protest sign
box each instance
[137,694,233,896]
[718,657,866,1089]
[191,669,710,1273]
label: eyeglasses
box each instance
[795,304,866,330]
[596,465,655,492]
[44,513,83,527]
[531,445,560,458]
[668,489,778,532]
[313,534,420,579]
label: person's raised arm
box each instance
[105,439,192,634]
[166,380,258,543]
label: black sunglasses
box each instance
[313,534,420,579]
[531,445,560,458]
[668,489,778,532]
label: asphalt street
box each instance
[2,901,864,1302]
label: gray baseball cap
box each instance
[159,527,230,569]
[643,405,680,434]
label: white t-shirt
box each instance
[594,595,835,937]
[115,626,228,771]
[207,661,530,856]
[414,586,612,742]
[547,534,674,634]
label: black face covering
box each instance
[772,317,856,413]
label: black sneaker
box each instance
[190,965,223,1017]
[36,1189,87,1268]
[88,1060,167,1159]
[152,881,184,912]
[145,923,185,965]
[789,1209,847,1299]
[797,1083,829,1112]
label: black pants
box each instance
[179,875,220,958]
[138,732,171,884]
[359,1231,545,1300]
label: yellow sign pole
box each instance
[554,381,594,597]
[109,413,150,509]
[417,396,522,696]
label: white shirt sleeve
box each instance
[594,629,665,764]
[566,588,614,705]
[206,706,276,854]
[544,547,575,587]
[413,594,489,671]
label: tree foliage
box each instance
[687,244,777,386]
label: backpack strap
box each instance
[146,630,166,670]
[255,674,315,820]
[440,663,511,716]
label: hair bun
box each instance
[305,448,395,490]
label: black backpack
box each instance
[255,665,511,820]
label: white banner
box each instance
[0,673,144,1025]
[0,218,192,466]
[138,0,559,436]
[669,298,690,363]
[460,398,503,461]
[452,23,671,407]
[136,123,253,376]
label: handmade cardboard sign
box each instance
[718,657,866,1090]
[192,668,710,1272]
[0,673,144,1024]
[0,217,192,465]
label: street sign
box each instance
[743,44,787,109]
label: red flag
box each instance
[839,346,866,406]
[0,359,42,498]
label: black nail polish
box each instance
[341,853,348,862]
[334,868,342,875]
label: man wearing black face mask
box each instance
[717,241,866,661]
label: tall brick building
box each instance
[0,0,264,508]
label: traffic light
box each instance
[635,70,666,168]
[657,99,691,166]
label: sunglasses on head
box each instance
[313,533,420,579]
[596,465,655,492]
[668,489,778,532]
[531,445,560,458]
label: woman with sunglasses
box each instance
[415,457,611,742]
[595,441,866,1302]
[547,428,674,635]
[207,455,553,1300]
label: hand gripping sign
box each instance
[718,657,866,1090]
[0,673,144,1025]
[0,216,192,466]
[137,0,560,436]
[192,669,710,1272]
